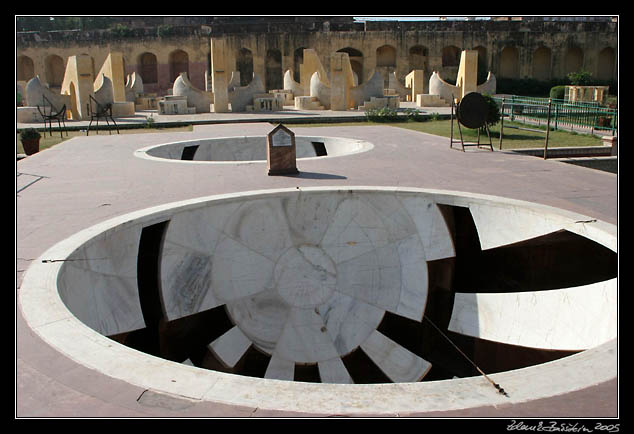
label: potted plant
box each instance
[20,128,41,155]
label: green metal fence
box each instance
[493,95,618,136]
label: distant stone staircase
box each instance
[294,96,326,110]
[358,95,400,111]
[416,94,450,107]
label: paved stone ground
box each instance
[16,115,618,419]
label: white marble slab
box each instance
[448,278,618,350]
[398,194,456,260]
[469,202,564,250]
[265,353,295,381]
[220,199,294,261]
[210,235,276,302]
[57,224,145,336]
[208,326,253,369]
[160,244,218,319]
[318,358,353,384]
[360,330,432,383]
[157,190,456,376]
[225,288,290,355]
[274,308,341,364]
[160,201,242,319]
[316,292,385,358]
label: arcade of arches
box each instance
[17,30,617,98]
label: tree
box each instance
[567,69,594,86]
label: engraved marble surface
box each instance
[160,189,455,381]
[57,223,146,336]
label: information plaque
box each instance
[267,124,299,175]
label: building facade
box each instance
[16,17,618,97]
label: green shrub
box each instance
[364,107,399,122]
[550,85,567,100]
[20,128,41,140]
[144,115,155,129]
[567,69,594,86]
[497,77,569,97]
[157,24,175,38]
[482,94,501,127]
[403,108,425,121]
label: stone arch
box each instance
[442,45,461,67]
[337,47,363,84]
[169,49,189,84]
[564,46,584,75]
[138,52,158,84]
[293,47,306,83]
[499,46,520,78]
[597,47,616,80]
[236,47,254,86]
[376,45,396,67]
[408,45,428,71]
[17,55,34,82]
[45,54,65,89]
[376,45,396,88]
[533,46,552,81]
[265,49,282,91]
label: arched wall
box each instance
[17,21,617,97]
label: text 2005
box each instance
[594,423,619,433]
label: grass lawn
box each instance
[398,119,604,149]
[291,119,604,150]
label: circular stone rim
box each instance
[134,135,375,164]
[18,186,617,416]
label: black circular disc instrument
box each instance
[456,92,488,129]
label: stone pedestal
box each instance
[603,135,618,156]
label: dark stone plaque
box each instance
[267,124,299,175]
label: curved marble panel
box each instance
[448,278,617,350]
[429,71,458,103]
[228,73,265,112]
[477,71,497,95]
[349,71,384,109]
[125,71,143,102]
[309,71,331,109]
[93,73,114,105]
[56,223,146,336]
[137,135,374,163]
[173,72,212,113]
[24,75,70,109]
[283,69,305,97]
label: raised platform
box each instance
[16,121,618,418]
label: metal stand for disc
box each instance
[450,95,494,152]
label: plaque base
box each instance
[268,167,299,176]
